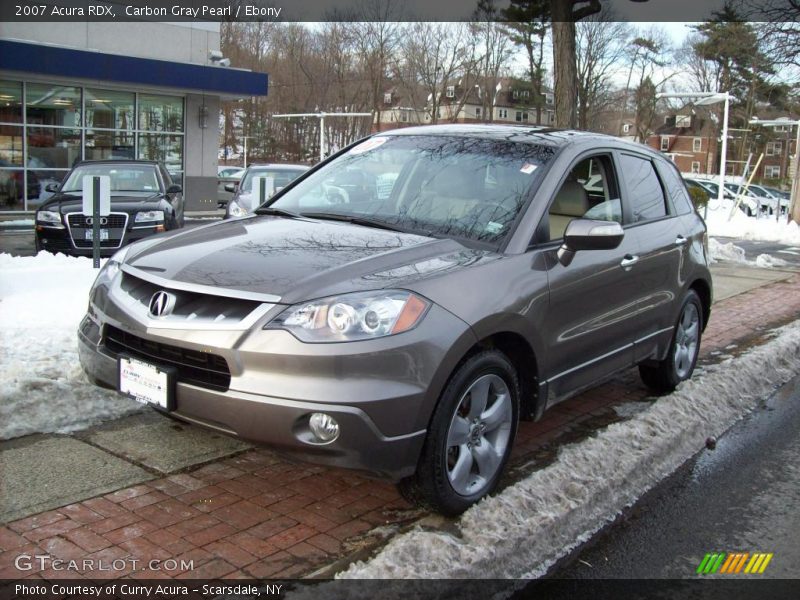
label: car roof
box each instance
[74,160,160,167]
[246,164,309,170]
[378,124,666,160]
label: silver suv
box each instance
[79,126,712,514]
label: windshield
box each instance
[267,135,555,245]
[62,164,160,193]
[241,167,306,192]
[724,182,760,197]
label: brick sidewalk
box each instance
[2,274,800,581]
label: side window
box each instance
[546,155,621,241]
[656,160,692,215]
[619,154,668,222]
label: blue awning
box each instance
[0,40,268,97]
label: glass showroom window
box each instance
[137,133,184,181]
[26,83,82,127]
[138,94,184,133]
[137,94,184,181]
[85,129,135,161]
[85,88,134,131]
[0,80,24,210]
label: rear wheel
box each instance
[639,289,703,393]
[399,350,519,516]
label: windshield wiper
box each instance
[254,206,302,218]
[300,211,407,233]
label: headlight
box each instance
[228,200,248,218]
[267,290,430,342]
[92,246,131,289]
[135,210,164,223]
[36,210,63,228]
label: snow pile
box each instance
[707,238,747,264]
[705,200,800,245]
[341,321,800,579]
[0,253,142,439]
[755,254,790,269]
[0,219,34,228]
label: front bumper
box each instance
[36,224,162,257]
[78,285,474,480]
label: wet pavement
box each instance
[551,374,800,579]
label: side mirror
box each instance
[557,219,624,267]
[45,182,60,193]
[224,182,237,193]
[166,184,182,194]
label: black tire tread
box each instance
[398,349,519,516]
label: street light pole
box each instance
[272,112,373,163]
[657,92,731,208]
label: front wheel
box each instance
[639,289,703,393]
[399,350,519,516]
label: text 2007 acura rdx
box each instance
[79,125,712,514]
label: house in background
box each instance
[748,115,797,184]
[646,109,718,176]
[373,78,555,132]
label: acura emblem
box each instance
[148,291,176,317]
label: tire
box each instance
[398,350,519,516]
[639,289,703,394]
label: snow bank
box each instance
[705,200,800,245]
[341,321,800,579]
[707,238,747,264]
[0,253,142,439]
[755,254,790,269]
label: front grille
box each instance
[119,272,262,326]
[67,212,127,249]
[103,325,231,391]
[68,214,128,228]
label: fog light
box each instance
[309,413,340,443]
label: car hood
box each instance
[125,216,500,303]
[40,192,163,213]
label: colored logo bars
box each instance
[697,552,773,575]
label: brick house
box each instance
[373,78,555,132]
[749,116,797,184]
[646,111,718,176]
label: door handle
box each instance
[674,235,688,246]
[620,255,639,270]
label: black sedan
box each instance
[35,160,185,257]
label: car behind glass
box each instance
[78,126,712,515]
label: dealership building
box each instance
[0,21,268,212]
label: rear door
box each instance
[615,151,687,362]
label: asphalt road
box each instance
[549,373,800,579]
[714,236,800,269]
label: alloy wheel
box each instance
[445,374,513,496]
[674,302,700,379]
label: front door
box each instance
[539,153,643,404]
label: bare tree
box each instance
[472,0,515,122]
[575,13,630,130]
[352,1,405,128]
[393,22,477,124]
